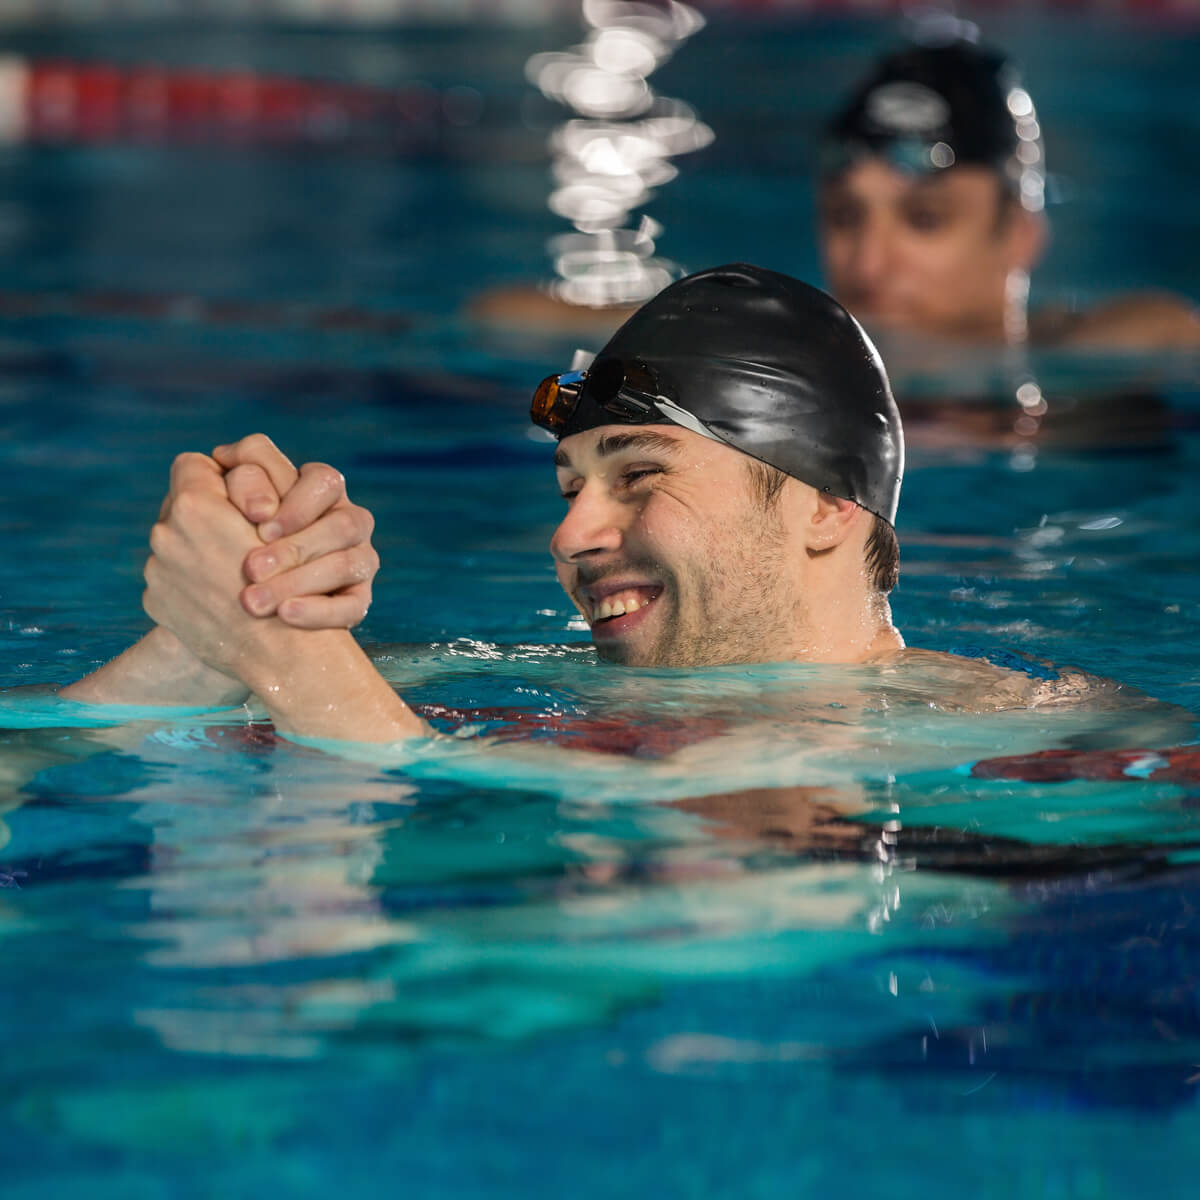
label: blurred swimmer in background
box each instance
[476,17,1198,369]
[811,30,1198,455]
[816,34,1199,353]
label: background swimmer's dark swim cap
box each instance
[822,39,1045,211]
[556,263,904,525]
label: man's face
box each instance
[550,424,805,668]
[818,159,1037,341]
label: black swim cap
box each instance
[544,263,904,525]
[822,39,1045,211]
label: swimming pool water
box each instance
[2,12,1200,1199]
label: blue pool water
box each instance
[3,11,1200,1198]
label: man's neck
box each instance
[789,593,904,665]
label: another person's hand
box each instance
[214,433,379,630]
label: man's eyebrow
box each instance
[597,431,683,458]
[554,430,683,469]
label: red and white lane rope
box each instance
[0,57,456,146]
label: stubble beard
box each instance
[594,514,799,669]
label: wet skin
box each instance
[818,160,1042,341]
[551,424,812,668]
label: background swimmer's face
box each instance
[818,160,1044,341]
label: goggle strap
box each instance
[653,396,725,445]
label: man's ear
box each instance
[805,492,863,551]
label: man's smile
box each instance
[577,578,665,637]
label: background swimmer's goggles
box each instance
[819,136,961,177]
[531,358,720,442]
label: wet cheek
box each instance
[895,235,941,277]
[898,253,958,313]
[922,233,980,277]
[637,495,690,548]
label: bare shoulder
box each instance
[873,647,1154,714]
[1032,291,1200,350]
[464,284,637,336]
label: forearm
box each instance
[233,625,430,743]
[60,626,250,708]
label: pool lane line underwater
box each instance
[0,57,482,149]
[0,287,414,338]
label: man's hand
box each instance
[144,453,273,679]
[214,434,379,630]
[145,448,427,744]
[61,435,381,709]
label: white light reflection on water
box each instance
[526,0,712,307]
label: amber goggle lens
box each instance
[531,369,585,432]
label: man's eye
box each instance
[561,489,580,502]
[621,467,662,487]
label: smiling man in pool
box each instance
[816,35,1199,351]
[539,265,904,672]
[61,261,1176,748]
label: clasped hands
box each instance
[144,433,377,687]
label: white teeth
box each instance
[592,591,651,622]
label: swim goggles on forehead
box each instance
[531,357,720,442]
[818,136,962,177]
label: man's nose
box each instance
[845,217,894,287]
[550,486,625,564]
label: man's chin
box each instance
[591,630,675,667]
[593,638,649,667]
[594,634,703,669]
